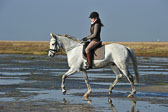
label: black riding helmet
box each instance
[89,11,99,18]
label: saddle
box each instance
[83,41,105,60]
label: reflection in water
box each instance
[84,96,137,112]
[108,97,136,112]
[62,97,92,105]
[108,98,117,112]
[62,98,67,104]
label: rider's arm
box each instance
[87,23,100,39]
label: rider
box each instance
[82,11,104,69]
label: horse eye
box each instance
[52,44,55,46]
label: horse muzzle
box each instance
[48,51,55,58]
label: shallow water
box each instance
[0,77,25,85]
[0,54,168,112]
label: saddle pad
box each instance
[83,45,105,60]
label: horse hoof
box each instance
[62,90,66,95]
[108,91,112,95]
[84,93,89,99]
[128,94,134,98]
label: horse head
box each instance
[48,33,60,57]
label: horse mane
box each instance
[57,34,81,43]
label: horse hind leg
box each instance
[121,68,136,98]
[108,64,123,95]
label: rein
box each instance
[49,49,57,52]
[66,45,81,52]
[49,34,82,53]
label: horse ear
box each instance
[64,34,68,37]
[50,33,56,39]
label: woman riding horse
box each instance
[82,11,104,69]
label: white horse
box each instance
[48,33,139,98]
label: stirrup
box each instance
[84,62,89,69]
[84,62,92,70]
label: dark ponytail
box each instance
[97,17,104,27]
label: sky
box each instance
[0,0,168,42]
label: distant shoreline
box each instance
[0,41,168,57]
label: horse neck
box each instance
[58,36,81,53]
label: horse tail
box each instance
[127,47,139,83]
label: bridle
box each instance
[49,37,60,53]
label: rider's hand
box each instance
[82,37,88,41]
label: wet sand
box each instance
[0,54,168,112]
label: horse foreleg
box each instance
[61,68,77,95]
[109,64,122,94]
[82,70,92,99]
